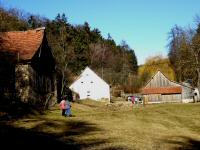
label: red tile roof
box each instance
[0,28,45,60]
[142,86,182,94]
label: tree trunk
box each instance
[194,51,200,101]
[197,67,200,101]
[61,63,68,95]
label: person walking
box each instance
[65,99,72,117]
[59,96,66,116]
[131,96,135,111]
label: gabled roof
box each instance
[144,70,170,88]
[70,66,109,88]
[83,66,109,85]
[0,27,45,60]
[144,70,194,89]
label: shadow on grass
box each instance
[162,136,200,150]
[0,100,45,121]
[0,100,128,149]
[0,122,79,149]
[0,118,127,150]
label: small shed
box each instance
[142,70,194,103]
[69,67,110,101]
[0,27,56,107]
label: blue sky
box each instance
[2,0,200,64]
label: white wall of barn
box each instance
[69,67,110,101]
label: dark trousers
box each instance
[62,109,66,116]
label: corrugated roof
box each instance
[0,27,44,60]
[142,86,182,94]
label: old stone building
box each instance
[0,27,56,107]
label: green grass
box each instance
[7,100,200,149]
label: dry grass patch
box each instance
[3,100,200,149]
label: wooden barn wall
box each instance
[144,94,161,103]
[144,94,182,103]
[146,71,179,88]
[146,72,169,88]
[0,61,15,102]
[15,64,56,107]
[161,94,181,102]
[181,86,193,99]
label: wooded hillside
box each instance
[168,21,200,91]
[1,4,200,93]
[0,6,138,91]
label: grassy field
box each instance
[1,100,200,149]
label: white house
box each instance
[69,67,110,101]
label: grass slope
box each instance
[1,100,200,150]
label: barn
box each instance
[69,67,110,101]
[0,27,57,107]
[142,70,194,103]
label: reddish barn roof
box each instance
[0,27,45,60]
[142,86,182,94]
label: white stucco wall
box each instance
[194,88,200,102]
[69,67,110,101]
